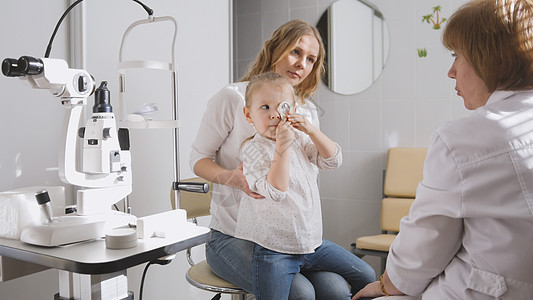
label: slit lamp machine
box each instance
[2,56,135,246]
[1,0,209,248]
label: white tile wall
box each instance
[418,99,451,135]
[235,0,261,15]
[290,0,319,9]
[349,101,382,151]
[237,14,263,60]
[382,46,416,100]
[262,10,290,42]
[234,0,470,274]
[319,99,351,148]
[290,6,320,23]
[263,0,290,13]
[415,46,454,100]
[321,197,381,249]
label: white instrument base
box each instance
[20,212,137,247]
[21,215,105,247]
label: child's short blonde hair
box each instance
[245,72,295,108]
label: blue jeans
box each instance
[252,241,376,300]
[206,230,375,299]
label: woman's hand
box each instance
[288,113,316,135]
[194,158,264,199]
[352,281,383,299]
[218,163,264,199]
[353,272,404,300]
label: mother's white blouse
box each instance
[189,81,320,237]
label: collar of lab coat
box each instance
[486,90,519,106]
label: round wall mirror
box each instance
[317,0,390,95]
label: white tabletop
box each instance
[0,222,210,274]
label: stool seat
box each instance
[186,260,247,294]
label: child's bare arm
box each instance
[267,118,293,191]
[289,113,336,158]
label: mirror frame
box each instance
[317,0,390,95]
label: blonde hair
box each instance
[242,72,295,147]
[245,72,295,108]
[241,19,325,104]
[443,0,533,91]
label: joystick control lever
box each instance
[35,190,54,223]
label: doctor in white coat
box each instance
[354,0,533,299]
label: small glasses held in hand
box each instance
[277,101,291,119]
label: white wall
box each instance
[234,0,471,273]
[0,0,231,299]
[0,1,70,298]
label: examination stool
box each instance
[171,177,248,300]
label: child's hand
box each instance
[288,113,316,135]
[276,117,294,142]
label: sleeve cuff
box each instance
[253,177,286,202]
[317,143,342,170]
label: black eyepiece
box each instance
[2,56,44,77]
[2,58,24,77]
[17,56,44,75]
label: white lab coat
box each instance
[382,91,533,300]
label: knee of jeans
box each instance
[289,273,315,300]
[289,286,315,300]
[318,284,351,300]
[362,264,377,283]
[313,274,351,300]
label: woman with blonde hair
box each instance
[191,19,375,299]
[354,0,533,299]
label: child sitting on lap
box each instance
[236,72,344,299]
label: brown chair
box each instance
[351,147,427,274]
[171,177,248,300]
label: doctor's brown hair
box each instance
[241,20,325,105]
[443,0,533,92]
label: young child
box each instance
[235,72,343,299]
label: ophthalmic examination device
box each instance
[2,56,135,246]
